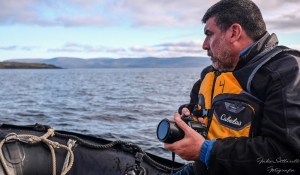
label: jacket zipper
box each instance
[245,102,256,138]
[207,70,220,129]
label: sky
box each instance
[0,0,300,61]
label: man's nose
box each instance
[202,38,209,50]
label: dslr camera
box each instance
[156,115,208,143]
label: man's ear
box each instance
[229,23,242,43]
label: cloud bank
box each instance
[45,40,206,58]
[1,0,299,59]
[0,0,299,31]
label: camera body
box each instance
[156,115,208,143]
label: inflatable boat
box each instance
[0,123,186,175]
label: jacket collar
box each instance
[235,32,279,70]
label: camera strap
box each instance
[171,152,175,175]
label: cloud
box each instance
[0,46,17,50]
[0,0,110,26]
[288,44,300,51]
[105,48,126,53]
[125,40,206,57]
[111,0,208,27]
[255,0,300,32]
[0,0,40,25]
[0,46,36,51]
[155,40,202,48]
[48,42,105,53]
[47,40,206,58]
[21,47,37,51]
[55,16,108,27]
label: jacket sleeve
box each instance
[190,79,202,104]
[207,53,300,175]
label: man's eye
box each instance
[206,32,212,37]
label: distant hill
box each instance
[0,62,61,69]
[4,56,211,69]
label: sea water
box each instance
[0,68,205,163]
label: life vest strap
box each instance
[193,109,213,118]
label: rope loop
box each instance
[0,128,74,175]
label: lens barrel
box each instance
[156,118,184,143]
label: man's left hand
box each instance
[164,113,205,161]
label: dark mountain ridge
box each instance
[4,56,210,69]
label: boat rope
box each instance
[13,123,189,173]
[61,139,76,173]
[0,128,74,175]
[54,131,188,173]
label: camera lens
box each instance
[157,119,169,141]
[156,118,184,143]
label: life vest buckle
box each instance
[192,109,211,118]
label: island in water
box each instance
[0,62,61,69]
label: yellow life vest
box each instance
[198,71,260,140]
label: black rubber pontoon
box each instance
[0,124,186,175]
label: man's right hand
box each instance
[181,107,191,117]
[181,107,204,123]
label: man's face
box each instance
[202,17,238,72]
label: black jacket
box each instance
[188,32,300,175]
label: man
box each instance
[164,0,300,174]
